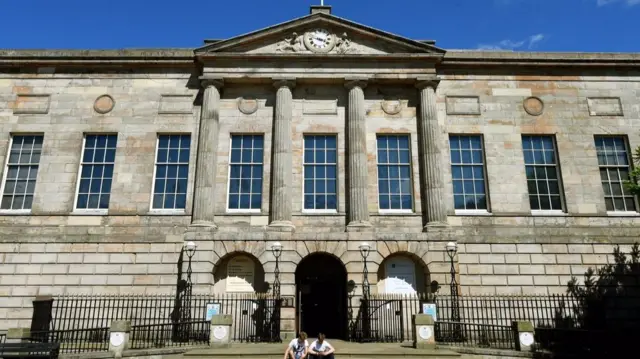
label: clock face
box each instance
[304,29,336,53]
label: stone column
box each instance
[192,79,223,228]
[417,79,448,229]
[269,79,296,230]
[345,79,371,230]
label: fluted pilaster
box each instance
[417,79,448,228]
[269,79,296,231]
[192,78,223,227]
[345,79,371,229]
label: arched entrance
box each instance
[295,253,348,339]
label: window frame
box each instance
[301,133,339,214]
[225,133,265,213]
[148,133,191,214]
[72,133,118,215]
[594,135,639,216]
[521,134,566,215]
[448,134,491,215]
[0,133,44,214]
[375,133,414,214]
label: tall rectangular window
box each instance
[449,135,488,211]
[376,135,413,211]
[152,134,190,210]
[595,136,637,212]
[522,135,564,211]
[0,135,43,211]
[303,135,337,211]
[75,134,117,210]
[227,134,264,211]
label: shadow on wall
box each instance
[534,243,640,359]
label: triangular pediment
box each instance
[195,12,444,56]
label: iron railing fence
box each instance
[33,293,281,345]
[129,320,210,349]
[349,293,585,343]
[435,321,516,350]
[30,328,110,354]
[434,294,581,328]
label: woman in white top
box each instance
[284,331,309,359]
[308,333,335,359]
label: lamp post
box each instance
[180,241,196,341]
[358,242,371,342]
[270,242,283,342]
[271,242,283,299]
[358,242,371,299]
[446,241,462,340]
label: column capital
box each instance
[415,77,440,90]
[345,78,368,90]
[273,78,296,89]
[199,77,224,89]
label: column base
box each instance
[423,221,449,232]
[267,220,296,232]
[191,220,218,230]
[346,220,373,232]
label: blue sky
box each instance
[1,0,638,52]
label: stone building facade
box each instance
[1,5,640,338]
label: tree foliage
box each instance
[623,146,640,196]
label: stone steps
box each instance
[184,342,462,359]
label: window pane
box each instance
[227,135,264,210]
[522,135,564,211]
[377,135,412,210]
[303,135,337,210]
[75,135,117,210]
[594,136,636,212]
[449,135,488,210]
[1,135,44,210]
[151,135,191,209]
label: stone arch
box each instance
[291,241,349,267]
[376,251,431,295]
[212,251,267,294]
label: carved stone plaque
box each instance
[226,255,255,292]
[94,95,115,114]
[523,96,544,116]
[238,97,259,115]
[519,332,534,346]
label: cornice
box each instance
[442,50,640,68]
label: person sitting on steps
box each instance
[308,333,335,359]
[284,331,309,359]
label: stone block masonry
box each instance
[1,67,640,331]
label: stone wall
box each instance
[1,70,640,331]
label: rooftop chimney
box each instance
[310,5,332,15]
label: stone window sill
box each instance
[530,210,566,216]
[607,211,640,217]
[455,210,492,216]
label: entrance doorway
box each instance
[295,253,347,339]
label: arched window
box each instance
[383,256,417,294]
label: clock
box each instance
[303,29,336,53]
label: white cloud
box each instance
[597,0,640,6]
[477,34,545,51]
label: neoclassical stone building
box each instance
[1,5,640,338]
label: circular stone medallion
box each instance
[418,326,433,340]
[238,97,259,115]
[381,99,404,115]
[523,96,544,116]
[94,94,115,114]
[213,326,227,340]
